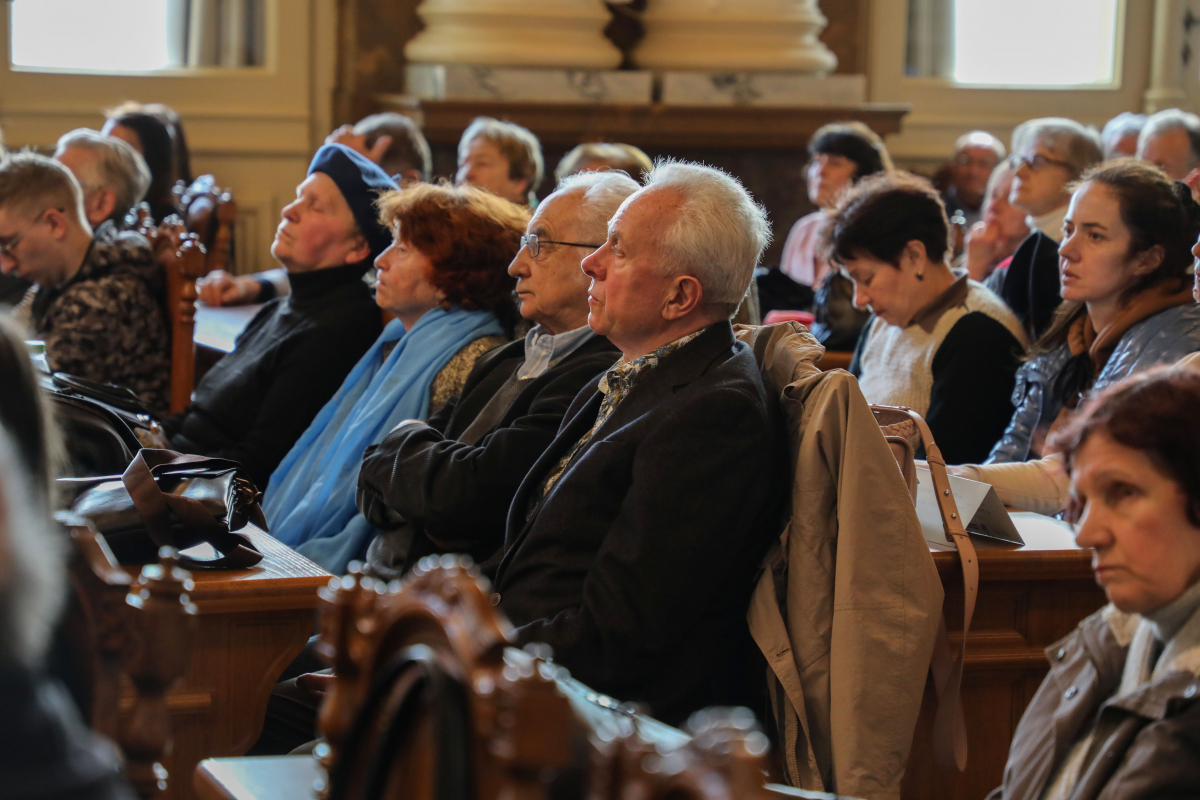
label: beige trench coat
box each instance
[737,323,944,800]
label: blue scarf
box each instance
[263,307,503,573]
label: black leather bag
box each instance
[42,372,162,477]
[63,450,266,569]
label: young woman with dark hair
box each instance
[989,364,1200,799]
[833,172,1027,464]
[100,110,177,223]
[949,160,1200,513]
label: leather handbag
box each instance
[41,372,163,477]
[63,449,266,569]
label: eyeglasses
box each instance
[520,233,603,259]
[0,209,51,257]
[1012,153,1076,174]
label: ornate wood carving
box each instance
[68,523,197,799]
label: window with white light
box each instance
[906,0,1122,87]
[9,0,265,72]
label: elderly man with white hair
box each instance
[487,160,788,726]
[1137,108,1200,197]
[354,170,633,580]
[53,128,151,234]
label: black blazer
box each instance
[491,322,788,726]
[357,334,620,573]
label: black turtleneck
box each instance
[164,260,383,487]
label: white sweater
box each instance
[857,280,1027,417]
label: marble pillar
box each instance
[633,0,838,73]
[404,0,623,70]
[1144,0,1186,113]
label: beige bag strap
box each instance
[871,405,977,772]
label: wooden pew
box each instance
[137,214,209,414]
[177,175,238,275]
[901,528,1106,800]
[195,559,852,800]
[66,520,196,799]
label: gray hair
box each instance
[552,169,640,242]
[639,159,770,316]
[0,425,64,664]
[458,117,544,205]
[55,128,151,223]
[1138,108,1200,168]
[1101,112,1147,157]
[954,130,1006,160]
[1011,117,1103,176]
[554,142,654,184]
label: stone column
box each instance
[1143,0,1186,113]
[633,0,837,73]
[405,0,622,70]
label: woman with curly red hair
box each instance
[264,182,529,573]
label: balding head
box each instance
[1138,109,1200,181]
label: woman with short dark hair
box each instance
[263,182,528,574]
[834,172,1027,464]
[989,364,1200,799]
[765,121,893,349]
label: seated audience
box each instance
[53,129,151,233]
[969,161,1200,472]
[263,183,527,574]
[988,366,1200,799]
[1137,108,1200,196]
[839,172,1027,464]
[0,124,19,308]
[1101,111,1146,159]
[100,110,177,224]
[456,116,544,207]
[764,121,891,349]
[485,161,788,726]
[0,153,170,413]
[162,145,392,488]
[997,117,1103,339]
[941,130,1006,229]
[554,142,653,183]
[963,158,1031,282]
[198,114,434,307]
[357,170,634,578]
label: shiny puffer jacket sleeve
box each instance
[986,344,1071,464]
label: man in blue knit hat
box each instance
[163,144,397,487]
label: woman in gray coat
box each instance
[989,365,1200,799]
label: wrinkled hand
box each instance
[196,270,261,307]
[296,672,335,698]
[963,221,1005,281]
[325,125,393,166]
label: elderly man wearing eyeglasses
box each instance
[991,117,1104,340]
[353,169,634,581]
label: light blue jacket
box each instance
[987,303,1200,463]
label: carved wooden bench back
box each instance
[312,559,782,800]
[176,175,237,275]
[65,521,197,798]
[134,213,209,414]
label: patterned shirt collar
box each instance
[516,323,598,380]
[598,327,705,400]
